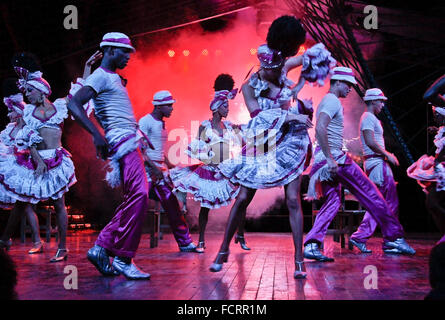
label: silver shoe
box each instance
[384,238,416,255]
[349,238,372,253]
[87,245,119,276]
[209,251,229,272]
[179,242,198,252]
[112,257,151,280]
[303,243,334,262]
[383,248,403,254]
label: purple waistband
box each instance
[14,148,71,171]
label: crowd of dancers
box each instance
[0,15,443,281]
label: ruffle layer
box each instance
[301,43,337,87]
[0,148,76,203]
[170,164,240,209]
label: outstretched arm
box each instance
[282,55,303,75]
[424,75,445,107]
[67,86,109,159]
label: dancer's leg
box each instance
[153,183,193,247]
[304,181,342,246]
[95,149,149,258]
[24,204,42,244]
[198,207,210,243]
[284,176,304,262]
[426,187,445,234]
[217,187,256,256]
[53,196,68,250]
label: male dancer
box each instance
[349,88,405,254]
[138,90,197,252]
[68,32,150,279]
[304,67,415,262]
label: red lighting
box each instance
[183,50,190,57]
[298,46,306,54]
[250,48,257,55]
[202,49,208,56]
[167,50,175,57]
[215,49,222,56]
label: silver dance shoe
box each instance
[87,245,119,276]
[303,242,334,262]
[179,242,198,252]
[349,238,372,253]
[383,238,416,255]
[112,257,151,280]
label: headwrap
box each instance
[3,93,25,115]
[257,44,284,69]
[14,66,52,96]
[210,88,238,112]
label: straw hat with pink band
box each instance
[363,88,388,101]
[3,93,25,116]
[152,90,176,106]
[100,32,136,52]
[330,66,357,85]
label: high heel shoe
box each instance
[234,234,251,251]
[0,238,12,251]
[196,241,206,253]
[209,251,229,272]
[294,261,307,279]
[28,241,44,254]
[50,249,68,262]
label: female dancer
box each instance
[210,16,333,278]
[170,74,248,253]
[407,105,445,244]
[0,52,100,261]
[0,78,43,254]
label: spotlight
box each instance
[298,46,306,54]
[168,50,175,57]
[183,50,190,57]
[250,48,257,55]
[202,49,208,56]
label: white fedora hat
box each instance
[331,66,357,85]
[100,32,136,52]
[152,90,176,105]
[363,88,388,101]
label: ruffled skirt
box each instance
[0,147,76,204]
[218,118,311,189]
[407,155,445,192]
[170,164,240,209]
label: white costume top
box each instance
[316,93,344,154]
[85,67,138,148]
[360,112,385,156]
[138,114,167,162]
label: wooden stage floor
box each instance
[6,231,436,300]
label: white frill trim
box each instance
[301,43,337,87]
[434,126,445,155]
[249,72,293,104]
[0,123,18,147]
[186,139,215,160]
[0,148,76,203]
[243,108,287,147]
[68,78,94,119]
[170,165,240,209]
[14,125,43,150]
[23,99,68,131]
[105,136,139,188]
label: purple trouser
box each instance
[351,162,399,243]
[96,149,149,258]
[96,149,193,258]
[305,159,404,246]
[149,181,192,247]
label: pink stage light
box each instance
[183,49,190,56]
[167,50,175,57]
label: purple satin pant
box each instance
[96,149,193,258]
[351,162,399,243]
[96,149,149,258]
[305,159,404,246]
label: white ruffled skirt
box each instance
[218,109,311,189]
[0,147,76,204]
[170,164,240,209]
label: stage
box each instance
[6,231,435,300]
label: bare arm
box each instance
[424,75,445,107]
[67,86,109,159]
[363,129,399,166]
[282,56,303,75]
[30,146,47,176]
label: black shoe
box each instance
[303,243,334,262]
[234,234,251,250]
[87,245,119,276]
